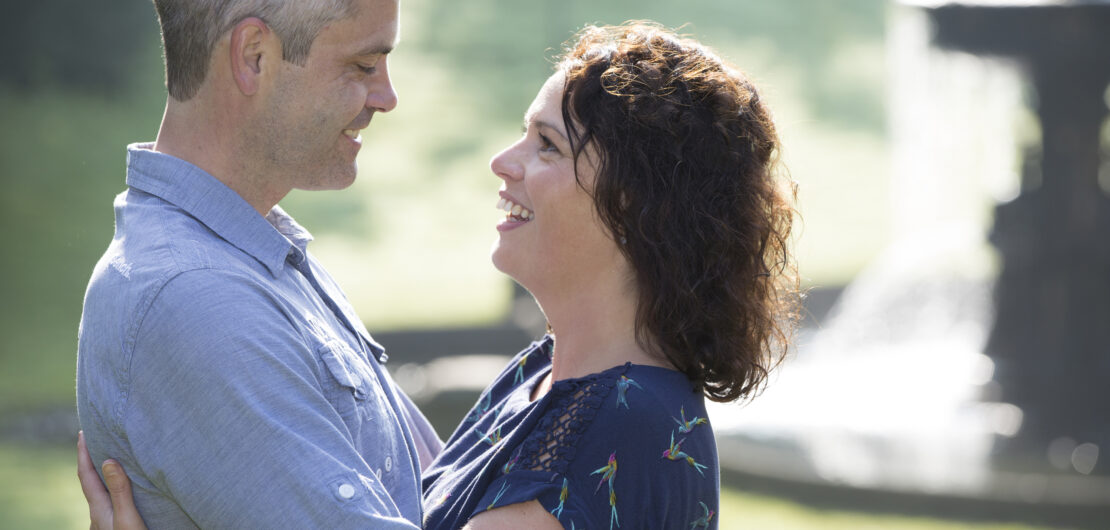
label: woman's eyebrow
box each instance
[531,119,569,143]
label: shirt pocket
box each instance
[318,339,377,421]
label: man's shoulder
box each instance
[93,190,267,292]
[81,190,280,354]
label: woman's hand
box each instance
[77,431,148,530]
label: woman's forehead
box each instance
[524,72,566,123]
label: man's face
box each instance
[253,0,400,193]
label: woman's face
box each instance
[489,72,626,297]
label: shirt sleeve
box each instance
[394,383,445,471]
[121,269,420,529]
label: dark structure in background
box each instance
[1,3,154,94]
[923,1,1110,475]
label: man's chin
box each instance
[299,167,358,191]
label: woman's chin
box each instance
[489,244,514,277]
[490,248,532,290]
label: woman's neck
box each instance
[538,277,669,382]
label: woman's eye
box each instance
[538,134,558,153]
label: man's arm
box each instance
[112,270,419,529]
[79,440,564,530]
[394,385,445,471]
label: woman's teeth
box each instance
[497,198,533,221]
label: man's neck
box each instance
[154,98,286,216]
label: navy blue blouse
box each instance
[422,337,719,529]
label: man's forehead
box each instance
[327,0,400,51]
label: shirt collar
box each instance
[125,142,312,277]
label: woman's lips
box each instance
[496,193,533,232]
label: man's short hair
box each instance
[152,0,356,101]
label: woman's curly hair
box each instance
[557,22,799,402]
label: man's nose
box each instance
[367,59,398,112]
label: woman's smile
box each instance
[495,191,533,231]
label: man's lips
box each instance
[343,115,374,141]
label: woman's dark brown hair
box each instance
[558,22,799,402]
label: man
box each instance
[76,0,440,527]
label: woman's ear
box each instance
[229,17,274,96]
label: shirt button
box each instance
[384,457,393,472]
[337,483,356,499]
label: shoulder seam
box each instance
[113,266,276,435]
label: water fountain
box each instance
[919,0,1110,479]
[706,1,1110,525]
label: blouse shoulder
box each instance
[518,363,708,474]
[481,364,717,530]
[513,362,621,476]
[477,336,553,402]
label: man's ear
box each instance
[229,17,275,96]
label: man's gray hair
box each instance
[152,0,357,101]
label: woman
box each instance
[79,21,797,529]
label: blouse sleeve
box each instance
[470,366,718,530]
[470,370,614,530]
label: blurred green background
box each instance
[0,0,1046,528]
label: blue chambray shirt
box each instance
[76,143,441,529]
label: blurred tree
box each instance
[0,2,157,94]
[414,0,886,131]
[0,2,164,412]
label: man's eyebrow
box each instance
[355,43,394,56]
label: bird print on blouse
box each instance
[689,501,715,528]
[614,375,643,409]
[473,403,504,446]
[673,406,708,434]
[551,477,569,520]
[590,452,620,529]
[501,448,521,475]
[474,423,502,446]
[422,339,717,530]
[486,481,509,510]
[513,354,529,385]
[465,391,493,424]
[662,431,708,476]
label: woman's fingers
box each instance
[78,431,114,529]
[78,432,118,530]
[77,431,148,530]
[101,460,147,530]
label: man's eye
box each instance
[357,64,377,75]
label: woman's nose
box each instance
[490,142,524,182]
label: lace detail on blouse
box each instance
[517,368,624,475]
